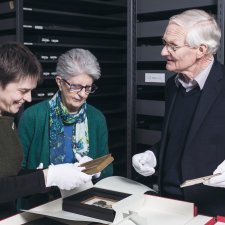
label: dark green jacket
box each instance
[18,100,113,178]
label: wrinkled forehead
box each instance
[163,23,187,42]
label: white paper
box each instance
[185,215,213,225]
[112,194,195,225]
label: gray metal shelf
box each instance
[0,1,16,15]
[137,0,217,14]
[137,46,165,62]
[137,129,161,146]
[137,20,167,38]
[23,0,126,15]
[23,7,126,28]
[136,99,165,117]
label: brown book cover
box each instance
[80,154,114,175]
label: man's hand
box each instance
[204,160,225,188]
[132,150,157,176]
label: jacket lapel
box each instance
[184,61,224,150]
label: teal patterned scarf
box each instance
[49,92,89,164]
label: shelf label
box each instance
[51,39,59,43]
[50,56,58,60]
[41,56,49,60]
[51,72,57,76]
[145,73,165,83]
[37,93,45,97]
[43,72,50,76]
[34,26,43,30]
[24,42,33,45]
[23,7,32,11]
[41,38,50,43]
[47,92,55,97]
[23,25,32,28]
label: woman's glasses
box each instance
[62,79,98,93]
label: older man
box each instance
[133,9,225,216]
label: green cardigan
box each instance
[18,100,113,178]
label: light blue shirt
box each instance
[175,58,214,92]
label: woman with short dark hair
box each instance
[0,43,92,218]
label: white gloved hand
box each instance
[75,153,92,164]
[75,153,101,179]
[132,150,157,176]
[46,163,92,190]
[204,160,225,188]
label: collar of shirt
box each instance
[175,58,214,92]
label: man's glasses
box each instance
[162,38,189,52]
[62,79,98,93]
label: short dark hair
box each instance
[0,42,42,88]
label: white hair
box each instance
[56,48,101,80]
[169,9,221,54]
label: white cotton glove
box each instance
[36,162,43,169]
[75,153,93,164]
[204,160,225,188]
[132,150,157,176]
[75,153,101,179]
[46,163,92,190]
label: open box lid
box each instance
[112,194,195,225]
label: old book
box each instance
[80,154,114,175]
[180,173,221,188]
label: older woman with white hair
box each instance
[18,48,112,208]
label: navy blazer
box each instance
[157,60,225,216]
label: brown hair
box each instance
[0,42,42,88]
